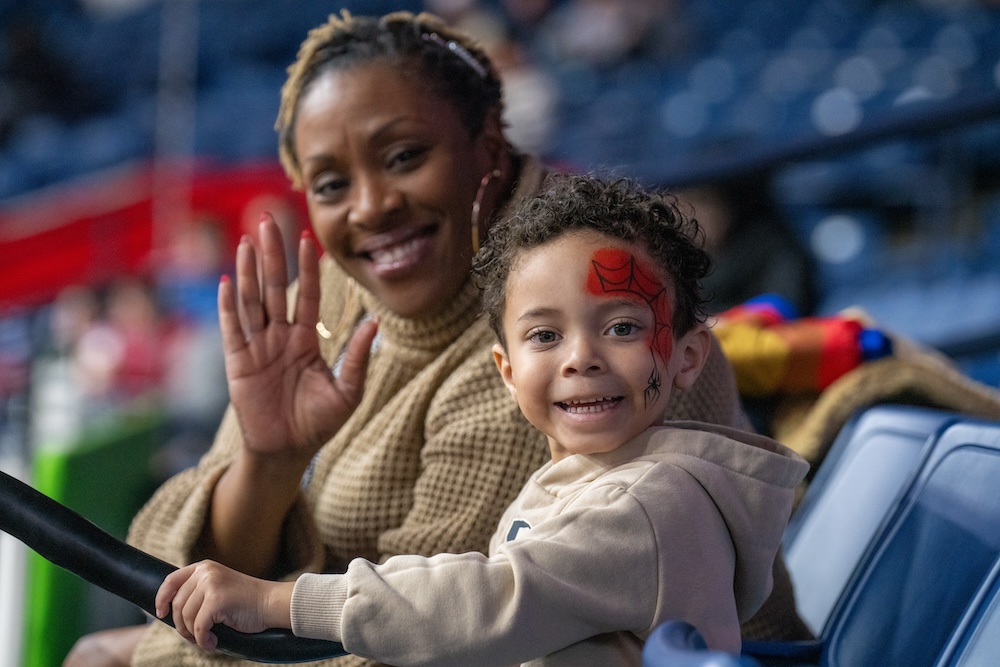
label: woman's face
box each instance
[293,61,499,318]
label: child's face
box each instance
[493,230,709,462]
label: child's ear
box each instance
[492,342,518,403]
[673,322,711,390]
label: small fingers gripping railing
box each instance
[0,469,347,664]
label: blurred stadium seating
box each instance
[3,0,1000,664]
[1,0,999,352]
[653,408,1000,667]
[782,404,960,635]
[750,415,1000,666]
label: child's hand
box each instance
[155,560,294,654]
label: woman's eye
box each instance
[311,174,348,200]
[388,146,428,170]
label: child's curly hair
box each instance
[276,10,504,189]
[473,172,712,347]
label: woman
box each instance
[65,11,805,667]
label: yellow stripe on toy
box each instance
[714,294,893,397]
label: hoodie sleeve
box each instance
[289,485,663,667]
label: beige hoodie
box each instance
[291,421,808,667]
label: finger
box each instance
[337,317,379,399]
[177,577,207,645]
[259,215,289,327]
[293,230,320,328]
[235,235,265,335]
[169,563,208,642]
[217,275,247,356]
[171,592,194,643]
[156,567,191,619]
[193,605,220,653]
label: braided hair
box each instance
[277,10,504,189]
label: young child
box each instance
[155,173,808,666]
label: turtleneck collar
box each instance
[355,273,484,354]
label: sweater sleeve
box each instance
[374,346,550,560]
[318,487,660,667]
[126,405,325,576]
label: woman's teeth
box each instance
[369,238,423,268]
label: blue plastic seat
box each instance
[643,409,959,667]
[935,558,1000,667]
[747,416,1000,667]
[643,620,762,667]
[783,404,960,634]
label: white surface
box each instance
[0,456,27,667]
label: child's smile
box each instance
[557,396,624,414]
[493,230,687,462]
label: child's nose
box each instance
[562,336,603,375]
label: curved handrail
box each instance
[0,469,347,664]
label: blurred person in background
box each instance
[73,277,169,414]
[424,0,559,156]
[28,285,101,449]
[63,10,809,667]
[678,174,819,317]
[536,0,692,69]
[239,193,305,283]
[46,285,103,361]
[154,217,231,480]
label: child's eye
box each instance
[608,321,640,337]
[528,329,559,344]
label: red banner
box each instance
[0,160,307,312]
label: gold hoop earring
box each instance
[471,168,502,254]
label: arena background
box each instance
[2,1,1000,665]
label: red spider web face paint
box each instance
[587,247,674,407]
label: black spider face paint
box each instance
[645,365,662,407]
[586,247,673,407]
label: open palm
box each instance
[219,217,375,468]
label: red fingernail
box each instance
[220,274,230,284]
[259,212,270,224]
[301,229,313,241]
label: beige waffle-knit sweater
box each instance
[125,158,806,667]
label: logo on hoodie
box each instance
[505,519,532,542]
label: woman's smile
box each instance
[357,226,437,277]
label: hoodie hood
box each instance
[560,421,809,622]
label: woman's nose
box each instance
[347,174,402,228]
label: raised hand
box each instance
[219,215,377,470]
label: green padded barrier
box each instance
[24,411,164,667]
